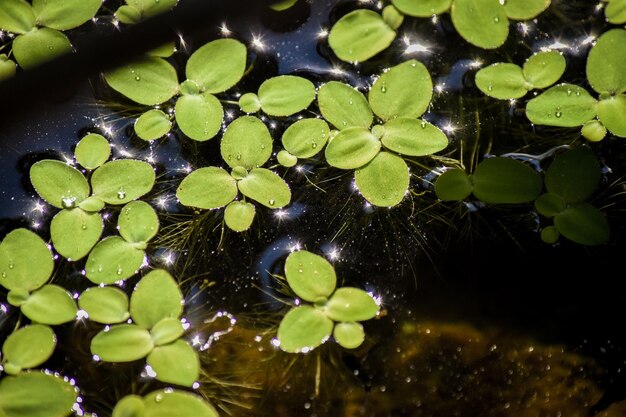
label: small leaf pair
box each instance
[112,389,219,417]
[0,54,17,81]
[277,118,331,167]
[90,269,199,387]
[277,250,380,353]
[0,372,77,417]
[239,75,316,116]
[1,324,56,375]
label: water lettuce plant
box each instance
[0,372,78,417]
[1,324,56,375]
[112,389,219,417]
[603,0,626,24]
[526,29,626,141]
[277,250,380,353]
[238,75,316,116]
[276,118,331,167]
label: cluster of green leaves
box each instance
[277,250,380,353]
[112,389,218,417]
[328,0,552,62]
[526,29,626,141]
[0,0,101,70]
[475,50,565,99]
[603,0,626,24]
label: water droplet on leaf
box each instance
[268,199,275,206]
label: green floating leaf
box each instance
[325,287,379,322]
[130,269,183,329]
[333,322,365,349]
[434,169,473,201]
[220,116,273,170]
[534,192,567,218]
[0,54,17,81]
[147,340,199,387]
[503,0,550,20]
[369,60,433,120]
[382,5,404,30]
[329,9,396,62]
[21,285,77,325]
[471,157,542,204]
[0,228,53,292]
[118,201,159,244]
[224,201,256,232]
[30,159,90,209]
[318,81,373,130]
[126,0,178,20]
[91,324,154,362]
[554,202,610,246]
[381,118,448,156]
[75,133,111,170]
[277,150,298,167]
[282,118,330,159]
[522,50,566,89]
[85,236,145,284]
[142,389,219,417]
[277,306,334,353]
[597,94,626,137]
[541,225,559,244]
[0,372,77,417]
[2,325,56,373]
[150,318,184,346]
[91,159,155,204]
[176,167,238,209]
[586,28,626,95]
[104,57,179,105]
[526,84,597,127]
[325,127,380,169]
[78,286,130,324]
[581,120,607,142]
[285,250,336,302]
[0,0,35,34]
[78,196,105,212]
[186,38,247,94]
[475,63,528,99]
[50,208,103,261]
[355,151,409,207]
[112,395,145,417]
[238,92,262,114]
[175,93,223,141]
[115,4,141,24]
[32,0,101,30]
[391,0,451,16]
[605,0,626,24]
[545,147,600,203]
[135,109,172,141]
[270,0,298,11]
[257,75,316,117]
[13,27,72,70]
[450,0,508,49]
[147,41,177,58]
[238,168,291,208]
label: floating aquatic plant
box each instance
[276,118,331,167]
[1,324,56,375]
[0,54,17,81]
[0,372,78,417]
[602,0,626,24]
[112,389,219,417]
[238,75,316,116]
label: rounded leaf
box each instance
[554,202,610,246]
[91,159,155,204]
[224,201,256,232]
[130,269,183,329]
[0,0,35,34]
[277,306,334,353]
[318,81,373,130]
[333,322,365,349]
[0,372,77,417]
[581,120,607,142]
[522,50,566,89]
[381,118,448,156]
[143,389,219,417]
[91,324,154,362]
[176,166,238,209]
[545,147,600,203]
[526,84,597,127]
[220,116,273,170]
[382,5,404,30]
[150,318,184,346]
[126,0,177,20]
[50,208,103,261]
[277,150,298,167]
[325,127,380,169]
[369,60,433,120]
[534,192,566,218]
[115,4,141,24]
[325,287,379,322]
[186,38,247,93]
[434,169,473,201]
[78,196,105,212]
[147,340,199,387]
[30,159,90,209]
[541,225,559,244]
[471,157,542,204]
[32,0,101,30]
[475,63,528,99]
[175,93,223,141]
[13,28,72,70]
[270,0,298,11]
[147,41,176,58]
[104,57,179,105]
[258,75,316,116]
[586,29,626,95]
[285,250,336,301]
[237,168,291,208]
[3,325,56,371]
[118,201,159,244]
[112,395,145,417]
[328,9,396,63]
[391,0,451,16]
[0,228,53,292]
[85,236,145,284]
[605,0,626,24]
[135,110,172,141]
[239,92,261,113]
[597,94,626,137]
[503,0,550,20]
[450,0,509,49]
[78,286,130,324]
[0,54,17,81]
[75,133,110,170]
[21,285,78,325]
[282,118,330,159]
[355,151,409,207]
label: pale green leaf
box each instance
[450,0,509,49]
[277,150,298,167]
[239,92,262,113]
[534,192,566,218]
[21,285,77,325]
[104,57,179,105]
[2,325,55,372]
[325,127,380,169]
[586,28,626,95]
[545,147,600,203]
[237,168,291,208]
[277,306,334,353]
[78,196,105,212]
[0,0,35,34]
[0,228,53,292]
[328,9,396,62]
[85,236,145,284]
[526,84,597,127]
[90,324,154,362]
[112,395,145,417]
[471,157,542,204]
[130,269,183,329]
[381,118,448,156]
[391,0,451,16]
[369,60,433,120]
[0,373,77,417]
[118,201,159,244]
[30,159,89,209]
[75,133,110,170]
[150,318,184,346]
[126,0,177,20]
[355,151,409,207]
[554,202,610,246]
[258,75,316,116]
[185,38,247,93]
[333,322,365,349]
[13,28,72,70]
[382,5,404,30]
[281,118,330,159]
[318,81,373,130]
[50,208,103,261]
[78,286,130,324]
[285,250,336,302]
[325,287,379,322]
[502,0,550,20]
[135,109,171,141]
[522,50,566,89]
[147,340,199,387]
[175,93,223,141]
[434,169,473,201]
[606,0,626,24]
[224,201,256,232]
[598,94,626,137]
[32,0,101,30]
[142,389,219,417]
[91,159,155,204]
[0,54,17,81]
[475,63,528,99]
[581,120,607,142]
[176,167,237,209]
[220,116,273,170]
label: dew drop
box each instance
[342,121,348,126]
[62,197,77,208]
[381,83,387,93]
[493,16,500,23]
[8,263,14,269]
[576,90,581,96]
[566,89,572,96]
[155,394,163,403]
[135,76,141,81]
[117,190,126,200]
[1,272,5,278]
[487,83,493,92]
[236,153,242,160]
[349,99,353,105]
[555,111,562,118]
[420,121,426,128]
[81,224,87,230]
[411,62,416,67]
[48,45,54,50]
[268,199,275,206]
[311,142,317,149]
[97,266,103,273]
[116,266,123,275]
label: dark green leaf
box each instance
[534,192,566,217]
[434,169,473,201]
[554,202,610,246]
[471,157,542,204]
[545,147,600,203]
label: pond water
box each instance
[1,0,626,416]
